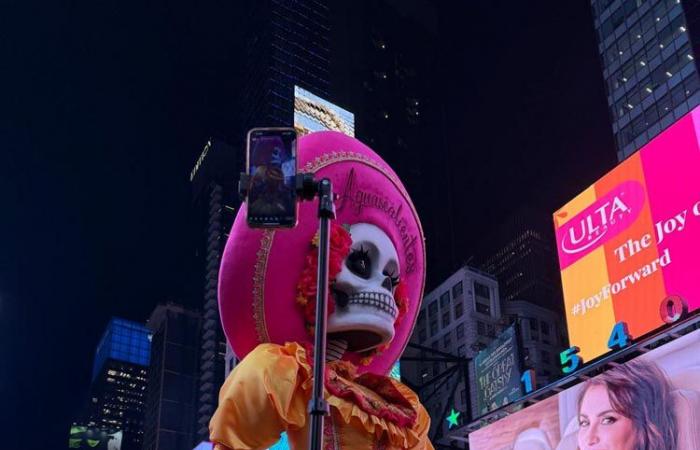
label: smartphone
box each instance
[246,127,298,228]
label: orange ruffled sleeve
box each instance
[209,343,312,450]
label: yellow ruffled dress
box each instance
[210,342,433,450]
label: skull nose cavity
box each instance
[381,276,393,291]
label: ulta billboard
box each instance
[553,105,700,362]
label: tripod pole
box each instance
[308,178,335,450]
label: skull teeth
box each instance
[346,292,397,318]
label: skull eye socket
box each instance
[346,246,372,279]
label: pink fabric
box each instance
[219,131,426,375]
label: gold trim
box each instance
[252,229,274,343]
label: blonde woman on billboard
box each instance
[577,359,677,450]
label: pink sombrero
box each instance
[219,131,426,375]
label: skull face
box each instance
[328,223,400,353]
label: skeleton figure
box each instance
[328,223,400,354]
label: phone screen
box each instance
[246,128,298,227]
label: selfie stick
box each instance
[239,172,334,450]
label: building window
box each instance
[428,300,438,317]
[458,344,466,357]
[430,320,438,337]
[477,321,486,336]
[455,302,464,318]
[452,281,463,298]
[541,350,551,365]
[474,282,491,315]
[440,292,450,309]
[442,311,451,328]
[530,318,538,331]
[433,362,440,376]
[487,323,495,338]
[475,302,490,315]
[417,310,426,328]
[541,321,550,335]
[419,328,427,343]
[474,282,490,299]
[456,323,465,339]
[460,389,467,406]
[443,331,451,348]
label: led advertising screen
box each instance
[474,324,523,416]
[553,106,700,362]
[293,85,355,137]
[69,426,122,450]
[469,328,700,450]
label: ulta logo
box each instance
[562,196,630,254]
[556,181,645,268]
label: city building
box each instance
[190,138,239,442]
[330,1,454,284]
[78,318,150,450]
[480,213,568,385]
[501,301,566,387]
[190,1,334,440]
[402,266,501,440]
[237,0,332,135]
[591,0,700,160]
[481,228,563,312]
[142,304,202,450]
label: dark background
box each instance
[0,1,615,447]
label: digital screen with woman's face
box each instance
[468,328,700,450]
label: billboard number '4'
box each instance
[559,296,687,375]
[607,322,631,350]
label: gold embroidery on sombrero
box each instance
[252,229,274,343]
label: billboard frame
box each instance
[455,309,700,437]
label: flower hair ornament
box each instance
[295,222,410,364]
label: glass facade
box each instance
[239,0,331,133]
[143,305,202,450]
[591,0,700,160]
[92,317,151,381]
[83,356,149,450]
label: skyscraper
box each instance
[591,0,700,161]
[189,1,333,441]
[330,0,453,285]
[77,318,150,450]
[481,228,562,313]
[190,138,239,442]
[142,303,202,450]
[238,0,331,133]
[480,213,568,385]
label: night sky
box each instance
[1,1,615,447]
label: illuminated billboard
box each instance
[553,106,700,361]
[69,425,122,450]
[474,324,523,416]
[469,328,700,449]
[293,86,355,137]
